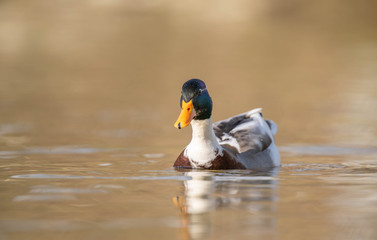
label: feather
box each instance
[213,108,275,155]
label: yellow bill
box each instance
[174,99,194,129]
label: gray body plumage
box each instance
[213,108,280,169]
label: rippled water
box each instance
[1,145,377,240]
[1,1,377,240]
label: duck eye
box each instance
[198,88,206,95]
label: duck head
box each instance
[174,79,213,129]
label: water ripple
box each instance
[13,195,77,202]
[280,145,377,156]
[11,173,190,181]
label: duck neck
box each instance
[185,117,223,167]
[191,117,216,140]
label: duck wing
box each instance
[213,108,277,155]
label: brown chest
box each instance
[173,149,246,170]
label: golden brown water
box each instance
[1,1,377,239]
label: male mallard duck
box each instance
[174,79,280,170]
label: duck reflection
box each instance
[173,170,278,240]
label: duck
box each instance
[173,79,280,170]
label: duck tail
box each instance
[265,120,278,136]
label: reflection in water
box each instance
[173,171,214,240]
[174,170,278,240]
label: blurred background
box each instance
[1,0,376,150]
[0,1,377,240]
